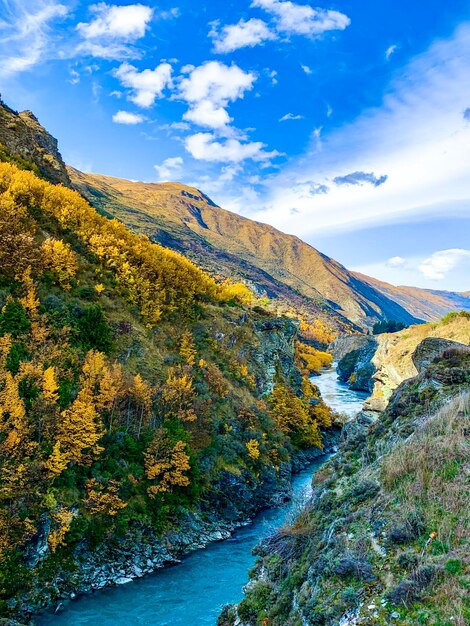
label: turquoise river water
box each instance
[37,366,367,626]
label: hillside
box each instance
[0,160,341,621]
[1,100,468,331]
[0,99,70,187]
[220,339,470,626]
[69,169,470,329]
[68,169,427,330]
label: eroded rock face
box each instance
[333,335,378,392]
[333,316,470,412]
[365,333,470,412]
[0,101,71,186]
[253,317,300,394]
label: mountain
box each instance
[354,271,470,322]
[67,169,436,329]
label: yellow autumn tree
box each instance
[132,373,154,436]
[246,439,260,460]
[48,508,74,552]
[162,367,196,422]
[145,430,191,497]
[41,238,78,290]
[84,479,127,516]
[0,372,30,456]
[55,387,104,466]
[180,331,196,367]
[19,267,40,316]
[295,341,333,375]
[44,441,69,477]
[42,366,59,404]
[269,384,322,449]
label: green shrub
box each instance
[0,300,31,337]
[75,304,113,352]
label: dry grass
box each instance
[382,391,470,555]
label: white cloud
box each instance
[385,44,398,60]
[112,110,144,124]
[77,3,153,41]
[114,62,172,107]
[185,132,280,163]
[178,61,256,130]
[386,256,406,268]
[418,249,470,280]
[154,156,184,180]
[209,17,275,53]
[76,3,156,59]
[251,0,350,37]
[183,100,232,128]
[267,69,278,84]
[279,112,304,121]
[0,0,68,77]
[68,68,80,85]
[301,64,313,74]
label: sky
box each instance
[0,0,469,292]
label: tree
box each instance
[162,368,196,422]
[246,439,260,460]
[0,192,38,281]
[42,366,59,404]
[0,300,31,337]
[132,374,153,437]
[41,238,78,290]
[55,387,104,467]
[84,479,126,516]
[145,429,191,497]
[268,384,322,449]
[180,331,196,367]
[76,305,112,352]
[0,372,30,456]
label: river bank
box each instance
[36,367,368,626]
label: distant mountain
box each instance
[353,272,470,322]
[69,168,469,329]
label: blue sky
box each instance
[1,0,469,291]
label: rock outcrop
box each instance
[0,101,71,186]
[333,335,378,392]
[332,314,470,412]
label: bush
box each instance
[0,300,31,337]
[75,304,113,352]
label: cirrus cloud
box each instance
[0,0,68,77]
[418,248,470,280]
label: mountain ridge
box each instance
[68,167,470,329]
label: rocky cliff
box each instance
[220,341,470,626]
[0,100,70,186]
[332,313,470,408]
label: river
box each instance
[37,366,367,626]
